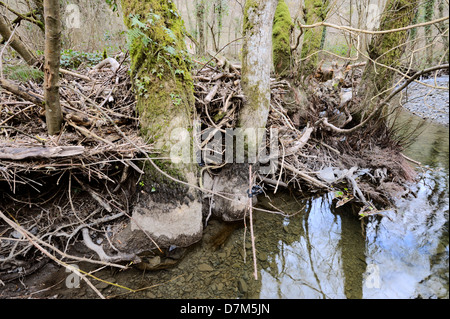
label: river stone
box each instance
[238,278,248,293]
[198,263,214,271]
[257,252,268,262]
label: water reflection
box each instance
[258,195,345,298]
[255,115,448,299]
[364,166,448,298]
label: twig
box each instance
[321,64,449,134]
[59,68,92,81]
[0,209,106,299]
[299,15,449,35]
[401,153,421,166]
[248,165,258,280]
[0,23,19,79]
[284,163,331,189]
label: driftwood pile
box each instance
[0,56,154,285]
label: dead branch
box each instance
[0,145,84,160]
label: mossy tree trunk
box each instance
[272,0,293,78]
[424,0,436,66]
[356,0,419,118]
[208,0,277,223]
[437,0,449,49]
[239,0,277,139]
[300,0,330,76]
[117,0,202,252]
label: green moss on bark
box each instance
[358,0,419,114]
[121,0,194,150]
[300,0,329,76]
[272,0,293,77]
[121,0,197,187]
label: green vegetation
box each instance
[60,49,104,69]
[122,0,194,145]
[357,0,420,115]
[3,64,44,82]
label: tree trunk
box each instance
[273,0,293,78]
[206,0,277,223]
[300,0,330,76]
[114,0,202,253]
[43,0,63,135]
[437,0,449,49]
[0,14,39,66]
[356,0,419,117]
[196,0,206,55]
[424,0,436,66]
[239,0,277,136]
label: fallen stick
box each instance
[204,82,221,105]
[59,68,92,81]
[284,163,331,190]
[248,165,258,280]
[0,146,84,160]
[285,126,314,156]
[68,121,115,146]
[259,176,288,188]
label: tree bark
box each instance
[116,0,202,252]
[0,14,39,66]
[239,0,277,138]
[196,0,206,55]
[300,0,330,76]
[273,0,293,78]
[43,0,63,135]
[424,0,436,66]
[356,0,419,117]
[205,0,277,223]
